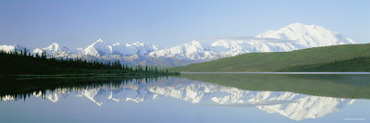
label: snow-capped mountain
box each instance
[148,39,301,62]
[78,39,162,65]
[149,23,355,63]
[0,23,356,66]
[256,23,355,47]
[82,39,112,57]
[0,44,27,53]
[82,39,160,57]
[1,77,355,121]
[149,41,219,61]
[33,42,75,57]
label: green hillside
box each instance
[171,43,370,72]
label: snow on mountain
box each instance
[256,23,355,47]
[3,77,355,121]
[210,39,300,56]
[148,39,301,63]
[0,23,356,66]
[33,42,74,57]
[82,39,111,57]
[149,41,219,61]
[32,48,42,54]
[110,42,136,55]
[112,41,161,56]
[129,42,161,55]
[81,39,161,58]
[149,23,355,63]
[0,44,27,53]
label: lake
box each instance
[0,73,369,123]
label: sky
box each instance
[0,0,369,49]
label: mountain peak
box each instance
[0,44,26,53]
[44,42,60,52]
[182,41,208,51]
[256,23,355,47]
[286,22,310,27]
[96,39,104,43]
[50,42,59,46]
[284,23,325,32]
[32,42,74,56]
[82,39,111,56]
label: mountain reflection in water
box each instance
[1,75,363,121]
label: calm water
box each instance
[0,74,369,123]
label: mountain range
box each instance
[0,23,355,66]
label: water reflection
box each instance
[0,77,359,121]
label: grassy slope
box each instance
[180,74,370,99]
[171,43,370,72]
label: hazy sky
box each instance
[0,0,369,49]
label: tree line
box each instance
[0,48,172,75]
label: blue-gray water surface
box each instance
[0,74,369,123]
